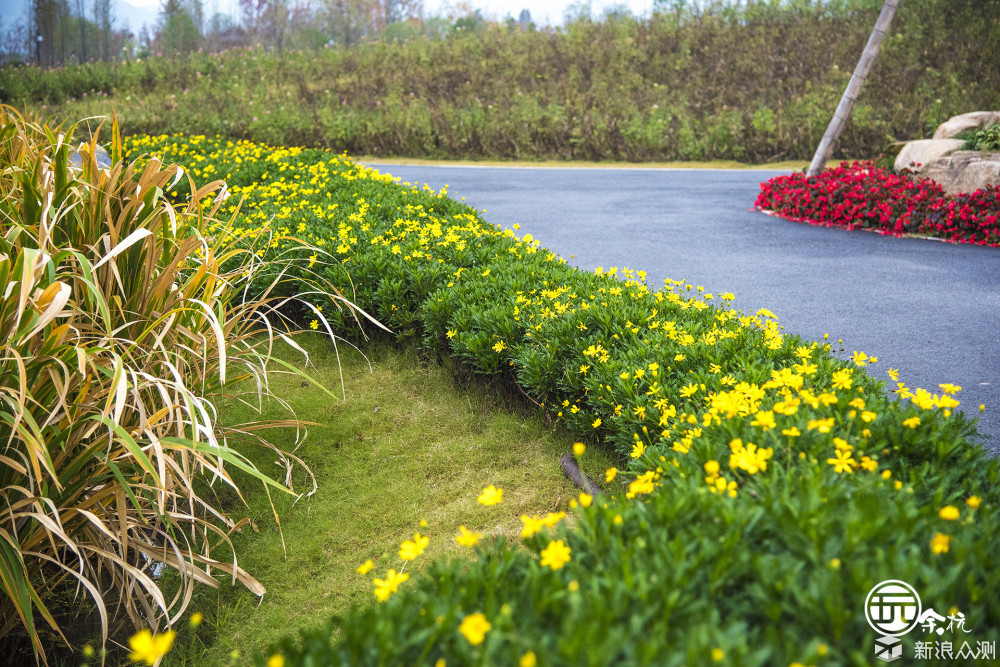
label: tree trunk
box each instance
[806,0,899,177]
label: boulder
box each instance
[932,111,1000,140]
[921,151,1000,196]
[894,139,964,173]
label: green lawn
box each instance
[162,336,619,665]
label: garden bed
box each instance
[755,161,1000,246]
[121,136,1000,666]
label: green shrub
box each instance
[122,133,999,666]
[963,124,1000,152]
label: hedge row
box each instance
[124,134,1000,665]
[10,0,1000,162]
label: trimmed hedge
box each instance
[124,135,1000,666]
[9,0,1000,163]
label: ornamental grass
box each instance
[0,107,362,664]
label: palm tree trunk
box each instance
[807,0,900,177]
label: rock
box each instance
[68,143,112,170]
[932,111,1000,140]
[894,139,964,173]
[921,151,1000,196]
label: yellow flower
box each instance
[831,369,853,390]
[860,410,877,423]
[887,367,899,381]
[851,350,869,366]
[613,514,623,525]
[729,439,772,475]
[903,416,920,428]
[540,539,572,570]
[930,532,951,554]
[446,329,457,339]
[568,580,580,592]
[711,648,725,661]
[578,492,593,508]
[703,460,720,476]
[520,651,538,667]
[807,418,835,433]
[492,340,507,353]
[750,410,776,430]
[782,426,801,437]
[128,629,176,666]
[631,441,646,458]
[458,612,491,645]
[399,533,429,560]
[592,417,602,428]
[309,319,319,330]
[829,558,841,569]
[355,559,373,575]
[573,442,586,456]
[477,485,504,506]
[605,467,618,483]
[833,437,852,452]
[520,514,546,538]
[827,450,856,474]
[455,525,482,547]
[939,506,960,521]
[373,569,409,601]
[967,495,982,509]
[189,612,203,628]
[267,656,285,667]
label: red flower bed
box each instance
[755,161,1000,247]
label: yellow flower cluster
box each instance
[728,438,773,475]
[520,512,566,538]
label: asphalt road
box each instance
[365,163,1000,451]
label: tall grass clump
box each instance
[0,107,361,663]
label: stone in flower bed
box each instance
[896,111,1000,195]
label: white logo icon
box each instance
[866,579,922,636]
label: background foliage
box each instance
[3,0,999,163]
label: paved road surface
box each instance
[365,163,1000,451]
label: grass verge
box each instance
[162,336,617,665]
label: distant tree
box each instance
[239,0,267,40]
[91,0,115,60]
[518,9,532,31]
[156,0,201,54]
[263,0,290,51]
